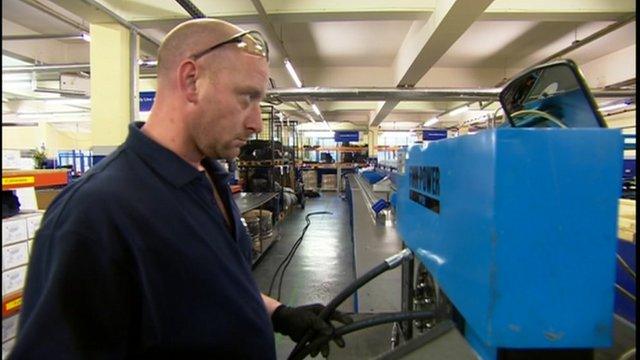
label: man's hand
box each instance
[271,303,353,357]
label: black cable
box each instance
[288,249,412,359]
[276,224,309,300]
[266,211,332,299]
[290,311,435,360]
[616,254,636,280]
[276,211,332,300]
[276,214,316,300]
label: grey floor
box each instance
[252,192,395,360]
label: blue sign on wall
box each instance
[423,130,447,141]
[334,131,359,142]
[139,91,156,112]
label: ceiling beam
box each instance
[19,0,89,33]
[483,0,635,21]
[369,101,399,126]
[48,0,160,56]
[369,0,494,127]
[266,87,632,101]
[533,14,635,66]
[115,0,633,24]
[2,33,87,41]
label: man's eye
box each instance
[240,94,251,105]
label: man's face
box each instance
[190,51,268,160]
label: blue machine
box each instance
[396,128,623,358]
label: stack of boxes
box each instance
[303,170,317,191]
[321,174,337,191]
[2,210,43,359]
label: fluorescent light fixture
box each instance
[81,33,91,42]
[449,105,469,116]
[599,102,631,112]
[303,131,334,137]
[16,113,51,120]
[323,120,331,131]
[42,98,90,106]
[311,103,321,116]
[46,117,91,124]
[137,59,158,67]
[424,117,439,127]
[284,58,303,88]
[17,111,89,119]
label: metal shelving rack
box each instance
[237,105,303,194]
[238,106,287,192]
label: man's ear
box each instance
[177,60,199,103]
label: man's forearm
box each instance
[261,293,282,316]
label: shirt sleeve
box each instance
[10,227,139,359]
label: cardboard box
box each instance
[25,212,43,239]
[2,266,27,296]
[303,170,317,189]
[2,338,16,360]
[1,315,18,343]
[2,339,16,360]
[321,174,337,190]
[35,188,63,210]
[1,150,20,170]
[1,219,27,246]
[2,243,29,271]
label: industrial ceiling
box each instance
[2,0,636,133]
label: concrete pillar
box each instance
[90,23,133,148]
[368,128,378,158]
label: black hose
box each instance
[267,211,332,299]
[287,260,391,359]
[290,311,436,360]
[277,212,332,300]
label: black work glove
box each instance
[271,303,353,358]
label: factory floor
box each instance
[252,192,396,360]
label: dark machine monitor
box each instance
[499,59,607,128]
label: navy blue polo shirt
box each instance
[11,123,276,359]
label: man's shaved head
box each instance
[143,17,268,166]
[156,18,244,82]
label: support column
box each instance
[90,23,133,148]
[368,128,378,158]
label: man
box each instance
[10,18,350,359]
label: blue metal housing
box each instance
[397,128,623,354]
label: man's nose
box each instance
[246,103,263,134]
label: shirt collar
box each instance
[201,158,233,184]
[125,122,231,188]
